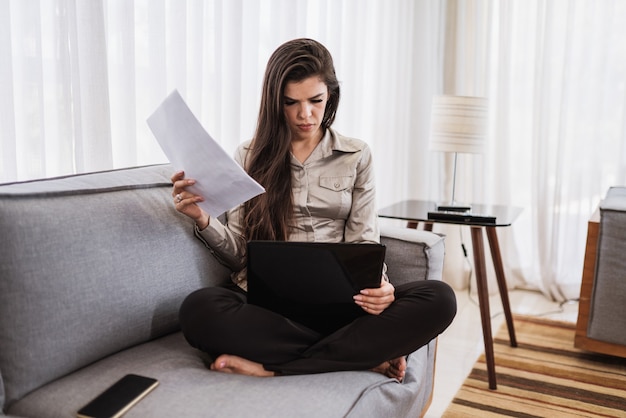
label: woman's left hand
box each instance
[353,278,395,315]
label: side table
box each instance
[378,200,522,390]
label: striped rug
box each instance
[443,316,626,417]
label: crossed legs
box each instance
[179,280,456,379]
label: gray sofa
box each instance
[0,164,445,418]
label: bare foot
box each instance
[210,354,275,377]
[371,356,407,381]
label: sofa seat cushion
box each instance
[7,332,435,418]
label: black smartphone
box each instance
[76,374,159,418]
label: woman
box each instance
[172,38,456,381]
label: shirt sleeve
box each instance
[194,207,246,271]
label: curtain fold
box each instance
[0,0,17,179]
[75,1,113,172]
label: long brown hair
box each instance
[242,38,340,241]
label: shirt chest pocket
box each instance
[314,175,354,219]
[319,176,353,192]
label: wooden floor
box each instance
[424,288,579,418]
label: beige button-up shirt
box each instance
[195,128,381,290]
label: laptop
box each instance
[246,241,386,333]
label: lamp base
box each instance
[436,203,472,212]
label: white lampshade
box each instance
[429,95,488,154]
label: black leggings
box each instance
[179,280,456,375]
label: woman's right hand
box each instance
[171,170,210,230]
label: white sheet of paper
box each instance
[147,90,265,217]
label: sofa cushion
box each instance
[0,165,231,410]
[7,331,436,418]
[380,225,445,286]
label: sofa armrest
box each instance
[380,224,445,287]
[586,186,626,348]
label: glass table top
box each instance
[378,200,523,227]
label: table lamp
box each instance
[429,95,488,212]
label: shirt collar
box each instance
[318,128,361,158]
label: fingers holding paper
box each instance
[171,171,210,229]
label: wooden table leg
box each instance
[470,226,497,390]
[486,227,517,347]
[406,221,433,231]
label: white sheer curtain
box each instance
[447,0,626,300]
[388,0,626,299]
[0,0,441,211]
[488,0,626,300]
